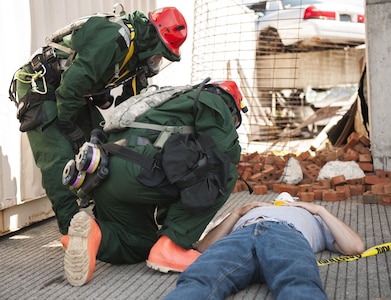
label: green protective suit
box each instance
[92,88,241,264]
[14,11,179,235]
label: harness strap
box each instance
[102,143,156,171]
[46,41,75,55]
[128,121,195,134]
[108,23,136,85]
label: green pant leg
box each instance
[94,155,176,205]
[92,156,173,264]
[158,163,239,249]
[27,122,79,234]
[94,203,158,264]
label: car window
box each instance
[241,0,267,13]
[282,0,323,8]
[282,0,364,8]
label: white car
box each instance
[242,0,365,53]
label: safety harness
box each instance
[9,12,137,107]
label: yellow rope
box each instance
[15,68,48,95]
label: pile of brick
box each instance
[234,132,391,205]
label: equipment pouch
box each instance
[180,175,220,215]
[17,94,46,132]
[161,133,230,215]
[136,156,180,198]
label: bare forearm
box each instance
[286,202,365,255]
[317,207,365,255]
[195,212,241,252]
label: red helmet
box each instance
[214,80,248,128]
[149,7,187,56]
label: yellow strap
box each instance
[108,25,136,85]
[131,76,137,95]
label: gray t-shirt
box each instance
[232,206,336,253]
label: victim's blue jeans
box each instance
[164,221,328,300]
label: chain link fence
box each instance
[192,0,365,152]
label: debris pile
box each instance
[235,132,391,205]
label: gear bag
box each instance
[104,133,230,215]
[160,133,230,214]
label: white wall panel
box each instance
[0,0,156,234]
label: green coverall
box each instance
[14,11,180,235]
[92,88,241,264]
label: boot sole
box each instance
[146,260,182,273]
[64,211,92,286]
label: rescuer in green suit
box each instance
[62,79,248,286]
[9,6,187,237]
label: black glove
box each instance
[57,121,86,154]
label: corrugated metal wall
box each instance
[29,0,156,52]
[0,0,156,234]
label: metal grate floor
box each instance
[1,192,390,300]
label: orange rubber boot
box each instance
[146,235,200,273]
[64,211,102,286]
[61,234,69,250]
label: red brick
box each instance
[365,174,388,185]
[336,185,351,198]
[237,162,252,173]
[262,166,275,174]
[376,170,391,180]
[353,143,371,154]
[233,180,243,193]
[349,184,364,196]
[246,152,260,162]
[277,184,298,196]
[358,162,374,172]
[323,190,346,201]
[298,191,315,202]
[346,177,364,185]
[317,148,344,162]
[297,151,312,161]
[359,153,372,163]
[313,189,324,200]
[298,184,313,192]
[249,172,263,181]
[264,155,276,165]
[343,133,360,152]
[252,163,263,173]
[382,183,391,194]
[371,183,385,195]
[343,148,359,161]
[299,178,314,184]
[382,196,391,205]
[253,185,268,195]
[272,184,283,193]
[331,175,347,187]
[359,135,371,147]
[319,179,331,189]
[275,156,286,169]
[241,169,252,180]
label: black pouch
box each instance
[180,175,221,214]
[136,157,180,198]
[161,133,230,214]
[17,94,47,132]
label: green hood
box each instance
[126,11,181,62]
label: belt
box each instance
[242,217,264,227]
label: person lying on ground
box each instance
[164,195,365,300]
